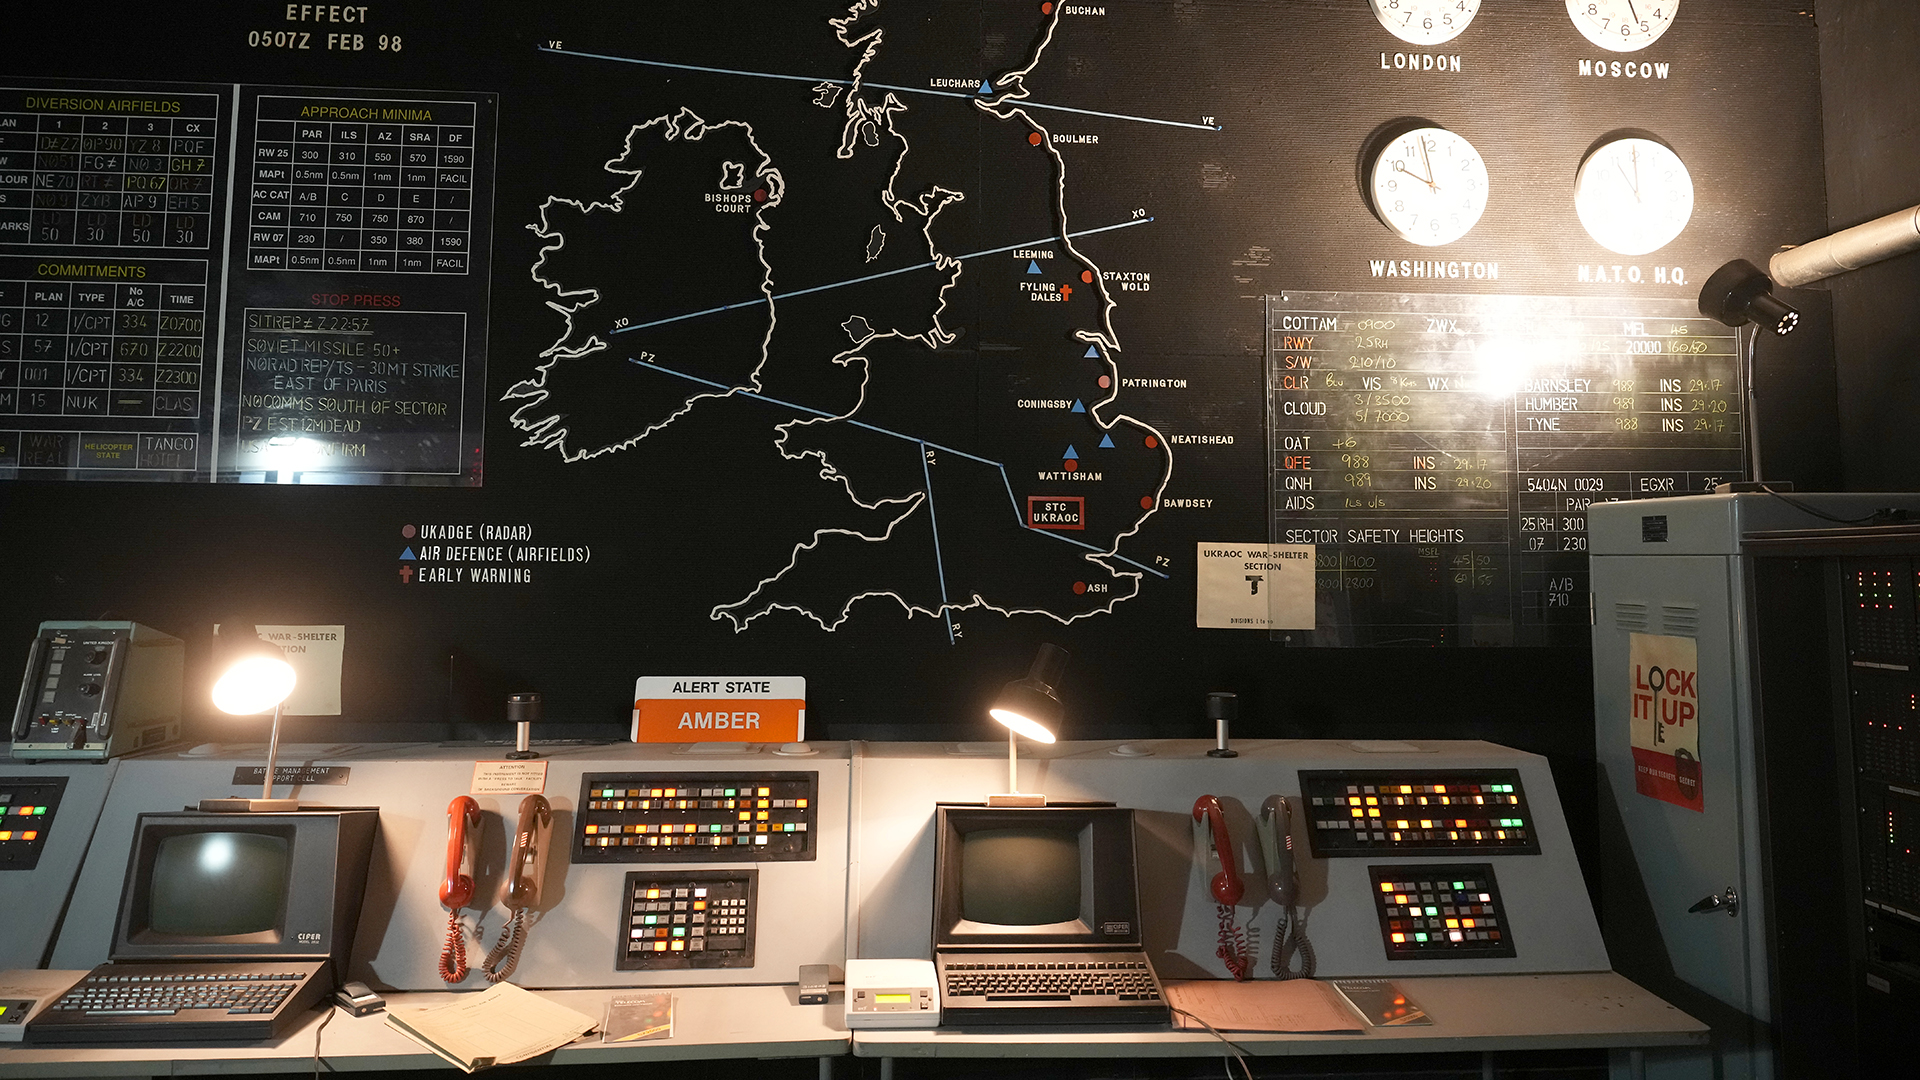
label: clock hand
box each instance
[1615,156,1640,201]
[1393,159,1437,190]
[1626,0,1642,24]
[1418,136,1440,191]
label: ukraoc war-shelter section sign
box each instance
[1267,291,1742,647]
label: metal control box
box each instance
[10,621,184,762]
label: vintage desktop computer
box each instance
[25,808,378,1043]
[930,804,1169,1026]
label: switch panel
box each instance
[616,869,756,970]
[0,776,65,871]
[1369,863,1515,960]
[574,772,817,862]
[1300,769,1538,856]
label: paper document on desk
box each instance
[1164,979,1365,1033]
[385,982,598,1072]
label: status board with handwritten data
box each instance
[1266,291,1743,647]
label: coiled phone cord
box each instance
[1271,906,1316,980]
[1214,904,1252,981]
[481,908,530,983]
[437,910,470,983]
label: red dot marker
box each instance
[1081,270,1093,283]
[1041,1,1053,12]
[753,189,767,202]
[402,524,416,538]
[1064,459,1078,471]
[1073,581,1088,595]
[1028,132,1043,146]
[1140,496,1155,509]
[1098,375,1111,388]
[1143,434,1159,449]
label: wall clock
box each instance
[1566,0,1679,52]
[1573,136,1693,255]
[1370,0,1481,47]
[1366,126,1490,247]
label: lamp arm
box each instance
[1771,203,1920,288]
[1008,727,1018,795]
[261,702,284,802]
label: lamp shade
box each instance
[211,626,296,716]
[988,643,1068,743]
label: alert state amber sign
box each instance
[631,676,805,743]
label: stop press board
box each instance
[16,739,1602,990]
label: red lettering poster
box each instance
[1628,633,1702,810]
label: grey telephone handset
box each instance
[1257,795,1315,979]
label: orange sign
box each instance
[631,677,805,743]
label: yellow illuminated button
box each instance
[1379,882,1394,893]
[758,787,771,796]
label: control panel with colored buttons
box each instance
[1299,769,1538,856]
[615,870,756,970]
[574,772,818,862]
[0,776,65,871]
[1368,863,1515,960]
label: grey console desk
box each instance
[0,738,1707,1077]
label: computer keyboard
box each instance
[26,961,330,1043]
[937,952,1169,1026]
[944,959,1162,1002]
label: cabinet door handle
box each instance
[1688,887,1739,917]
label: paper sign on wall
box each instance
[254,624,345,716]
[1196,543,1315,629]
[631,677,805,743]
[1628,632,1702,811]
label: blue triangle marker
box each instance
[1027,260,1043,274]
[400,547,416,560]
[1084,345,1100,357]
[1063,444,1080,460]
[1098,434,1115,448]
[978,80,993,95]
[1071,399,1086,413]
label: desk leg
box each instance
[1481,1050,1496,1079]
[818,1054,834,1080]
[1628,1048,1646,1080]
[879,1057,894,1080]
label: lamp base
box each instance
[198,797,302,812]
[986,792,1046,807]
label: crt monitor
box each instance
[933,805,1142,948]
[110,809,379,978]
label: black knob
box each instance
[87,648,109,664]
[79,682,102,697]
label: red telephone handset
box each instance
[437,796,483,982]
[1192,794,1252,980]
[1192,794,1244,904]
[442,795,481,909]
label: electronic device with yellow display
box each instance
[1364,124,1489,247]
[1567,0,1679,52]
[1574,134,1694,255]
[845,958,939,1029]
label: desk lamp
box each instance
[199,625,299,812]
[1702,200,1920,335]
[986,643,1067,807]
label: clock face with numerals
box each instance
[1567,0,1679,53]
[1367,127,1489,247]
[1370,0,1481,47]
[1574,137,1693,255]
